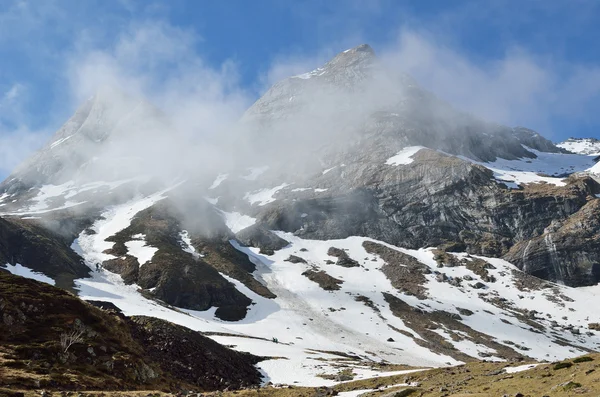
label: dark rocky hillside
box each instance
[0,272,263,392]
[0,217,90,290]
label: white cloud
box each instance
[376,29,600,138]
[2,83,23,103]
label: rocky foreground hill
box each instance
[2,44,600,393]
[0,272,262,391]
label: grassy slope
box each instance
[0,272,262,392]
[4,354,600,396]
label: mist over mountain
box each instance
[3,43,600,392]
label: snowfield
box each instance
[34,189,599,386]
[459,146,599,188]
[0,179,138,215]
[219,210,257,233]
[125,234,157,266]
[557,138,600,156]
[385,146,425,166]
[245,183,290,206]
[2,263,56,285]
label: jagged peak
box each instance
[320,43,377,72]
[286,44,377,82]
[339,43,376,57]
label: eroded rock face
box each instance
[505,199,600,286]
[235,224,289,255]
[253,149,600,286]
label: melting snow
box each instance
[245,183,289,206]
[385,146,425,166]
[557,138,600,156]
[26,182,76,211]
[504,363,540,373]
[462,147,598,188]
[219,210,257,233]
[73,187,174,266]
[2,263,55,285]
[179,230,202,258]
[125,234,157,266]
[66,193,600,385]
[1,179,135,215]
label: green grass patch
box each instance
[553,361,573,370]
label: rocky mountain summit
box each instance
[2,44,600,390]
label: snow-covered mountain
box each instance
[558,137,600,156]
[2,44,600,386]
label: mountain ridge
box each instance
[2,44,600,389]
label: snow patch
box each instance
[3,263,55,285]
[73,187,174,266]
[504,363,540,373]
[322,166,336,175]
[386,146,424,166]
[459,147,598,188]
[220,211,256,233]
[245,183,289,206]
[179,230,202,258]
[557,138,600,156]
[125,234,157,266]
[293,67,326,80]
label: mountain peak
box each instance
[343,43,375,56]
[323,43,377,70]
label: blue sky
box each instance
[1,0,600,175]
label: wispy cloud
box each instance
[2,0,600,182]
[0,83,51,175]
[378,29,600,138]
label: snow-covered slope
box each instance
[3,44,600,388]
[558,138,600,156]
[59,208,600,384]
[458,146,599,188]
[6,187,596,386]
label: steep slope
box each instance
[1,89,160,190]
[0,272,262,391]
[0,217,90,289]
[241,45,563,166]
